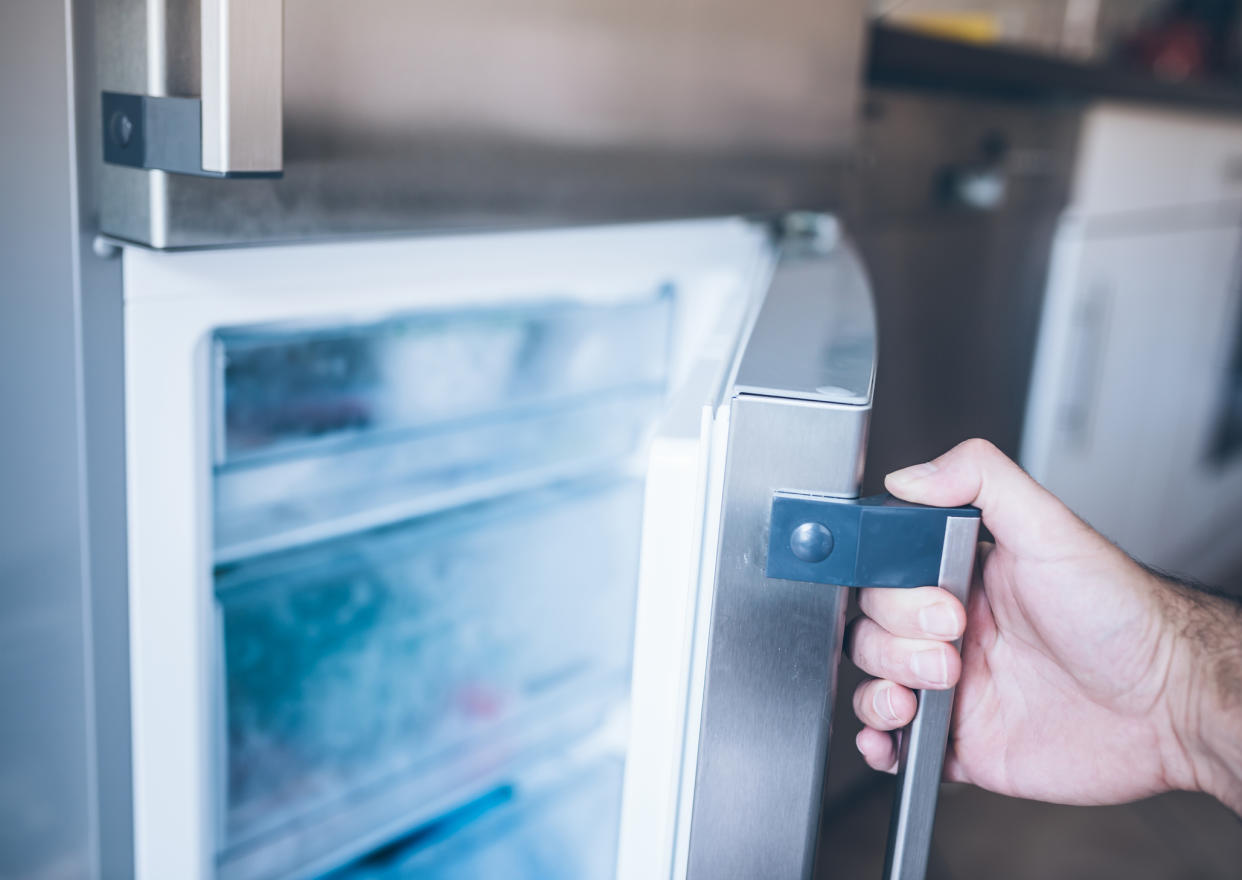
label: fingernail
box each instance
[911,648,949,687]
[918,603,960,639]
[873,685,900,724]
[887,461,939,487]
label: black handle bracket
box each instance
[766,492,980,589]
[101,91,281,179]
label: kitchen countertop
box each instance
[867,23,1242,116]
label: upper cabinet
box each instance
[1071,105,1242,215]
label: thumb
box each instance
[884,438,1091,559]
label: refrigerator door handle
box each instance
[201,0,284,175]
[768,493,983,880]
[101,0,283,177]
[884,514,979,880]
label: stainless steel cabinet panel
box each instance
[841,89,1080,489]
[2,1,101,878]
[99,0,866,247]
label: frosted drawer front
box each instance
[213,390,659,561]
[212,295,672,560]
[214,295,673,464]
[215,478,642,868]
[334,758,623,880]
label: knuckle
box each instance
[946,648,963,684]
[861,588,922,635]
[857,587,894,623]
[961,437,997,458]
[851,681,873,719]
[853,621,887,675]
[878,633,907,675]
[851,619,877,667]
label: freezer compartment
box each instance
[214,477,643,879]
[213,295,672,559]
[334,757,623,880]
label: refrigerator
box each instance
[77,1,975,879]
[123,217,780,880]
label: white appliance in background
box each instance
[1023,104,1242,583]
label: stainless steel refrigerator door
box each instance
[683,224,875,880]
[617,218,879,880]
[620,216,979,880]
[97,0,867,248]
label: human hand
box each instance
[846,439,1242,813]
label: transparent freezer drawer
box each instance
[214,478,643,874]
[334,757,624,880]
[212,295,673,560]
[214,295,674,465]
[213,389,660,561]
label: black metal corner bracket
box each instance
[766,492,980,588]
[101,91,281,179]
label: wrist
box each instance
[1160,579,1242,813]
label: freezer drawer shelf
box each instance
[213,296,673,467]
[212,295,673,561]
[213,388,660,563]
[331,756,624,880]
[214,477,644,879]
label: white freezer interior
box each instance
[212,295,675,561]
[213,295,668,877]
[122,220,769,880]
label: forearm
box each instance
[1163,579,1242,814]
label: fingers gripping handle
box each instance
[766,493,981,880]
[882,515,980,880]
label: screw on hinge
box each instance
[108,110,134,148]
[789,522,835,564]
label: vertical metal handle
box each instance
[768,494,983,880]
[201,0,284,174]
[882,515,981,880]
